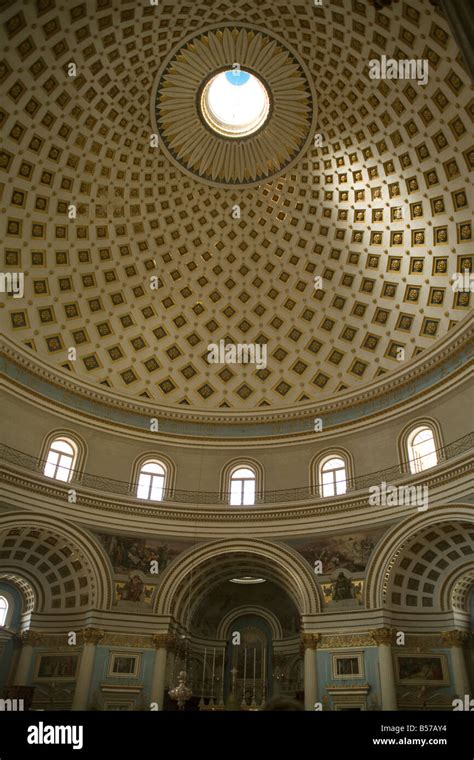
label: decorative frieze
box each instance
[100,633,157,649]
[370,628,394,647]
[320,633,375,649]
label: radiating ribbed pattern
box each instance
[154,26,315,186]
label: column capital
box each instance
[440,630,469,648]
[19,630,43,647]
[301,633,321,650]
[370,628,393,646]
[152,633,176,651]
[82,628,104,645]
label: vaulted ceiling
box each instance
[384,521,474,610]
[0,0,472,410]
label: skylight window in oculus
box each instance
[201,69,270,138]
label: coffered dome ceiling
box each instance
[0,0,472,410]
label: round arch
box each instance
[39,427,88,477]
[310,447,355,496]
[397,416,445,473]
[217,606,284,640]
[155,538,322,619]
[0,574,36,617]
[0,582,28,628]
[0,512,114,612]
[364,504,474,609]
[441,564,474,613]
[130,450,176,497]
[220,457,264,501]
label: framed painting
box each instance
[34,654,79,680]
[395,654,449,685]
[332,653,364,679]
[108,653,141,678]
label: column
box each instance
[151,634,175,710]
[14,631,42,685]
[371,628,397,710]
[302,633,320,711]
[441,631,470,697]
[71,628,104,711]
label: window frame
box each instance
[130,452,176,503]
[0,595,9,627]
[399,419,444,476]
[43,437,78,483]
[136,459,167,502]
[229,466,257,506]
[221,458,264,507]
[0,588,18,628]
[406,426,438,474]
[311,449,354,500]
[319,456,348,498]
[39,430,86,485]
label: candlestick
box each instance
[172,647,177,687]
[262,644,266,705]
[219,648,225,705]
[251,647,256,707]
[241,646,247,706]
[210,647,216,705]
[200,647,207,707]
[231,666,237,694]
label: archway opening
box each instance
[159,545,312,710]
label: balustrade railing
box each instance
[0,432,472,506]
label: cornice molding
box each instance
[1,454,472,536]
[0,314,472,439]
[26,632,160,649]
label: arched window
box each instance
[229,467,256,506]
[43,438,77,482]
[136,460,166,501]
[320,457,347,497]
[407,426,438,473]
[0,595,8,627]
